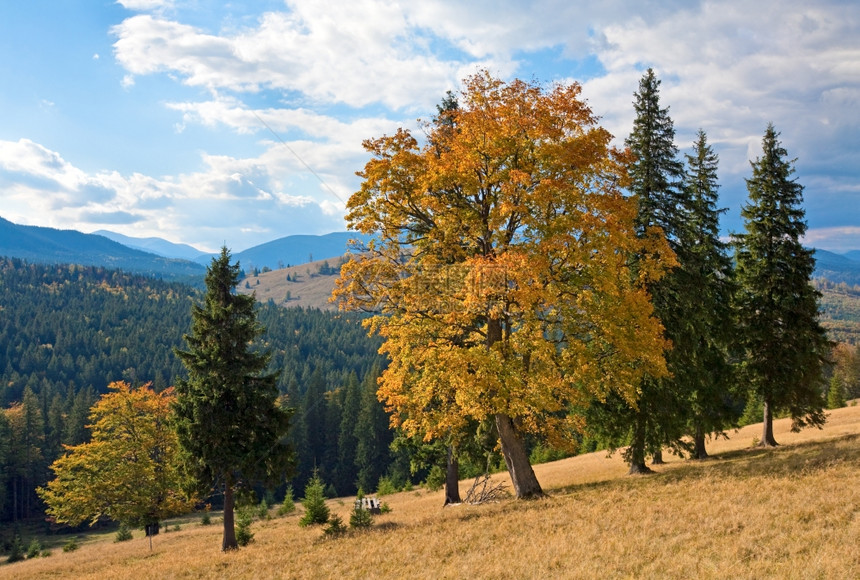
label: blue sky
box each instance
[0,0,857,253]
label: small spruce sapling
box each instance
[350,489,373,529]
[299,471,330,527]
[828,375,845,409]
[236,506,254,546]
[7,535,24,563]
[27,537,43,559]
[115,523,133,542]
[277,486,296,516]
[323,514,347,537]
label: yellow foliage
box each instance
[37,381,196,527]
[334,71,673,448]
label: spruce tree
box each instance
[298,470,329,527]
[733,124,829,446]
[589,68,687,473]
[827,375,845,409]
[335,373,361,495]
[627,69,685,239]
[174,247,294,551]
[679,130,739,458]
[354,366,391,492]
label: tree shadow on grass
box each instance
[552,433,860,496]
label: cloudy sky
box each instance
[0,0,857,253]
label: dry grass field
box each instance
[236,258,342,311]
[5,404,859,579]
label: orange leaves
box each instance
[335,71,673,446]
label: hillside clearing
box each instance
[6,404,859,579]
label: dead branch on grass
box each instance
[464,474,510,505]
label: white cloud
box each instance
[0,138,349,252]
[804,226,860,252]
[111,7,464,110]
[7,0,859,251]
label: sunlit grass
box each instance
[6,404,859,579]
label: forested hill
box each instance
[0,257,392,524]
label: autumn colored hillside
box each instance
[7,403,859,579]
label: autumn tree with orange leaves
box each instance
[334,72,673,499]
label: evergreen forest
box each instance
[0,257,403,526]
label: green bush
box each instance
[7,535,24,563]
[200,512,212,526]
[115,523,133,543]
[299,471,330,527]
[529,443,571,464]
[323,514,347,537]
[423,465,444,491]
[63,538,79,553]
[376,476,398,497]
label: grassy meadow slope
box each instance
[236,257,342,311]
[7,405,859,579]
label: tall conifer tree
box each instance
[679,130,738,458]
[174,247,294,551]
[588,68,686,473]
[733,125,829,446]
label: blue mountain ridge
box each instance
[2,215,857,284]
[0,216,205,281]
[0,216,371,279]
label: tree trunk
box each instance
[693,425,709,459]
[627,411,652,474]
[495,414,543,499]
[443,445,461,506]
[759,399,778,447]
[222,482,238,551]
[651,449,665,465]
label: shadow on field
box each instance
[661,433,860,483]
[553,433,860,496]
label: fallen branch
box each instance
[464,473,510,505]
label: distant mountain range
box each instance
[94,230,208,262]
[2,215,859,286]
[0,216,205,281]
[0,216,369,282]
[812,249,860,286]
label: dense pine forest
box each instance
[0,257,401,526]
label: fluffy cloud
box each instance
[112,6,465,110]
[7,0,859,251]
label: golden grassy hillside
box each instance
[236,258,341,311]
[6,405,860,579]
